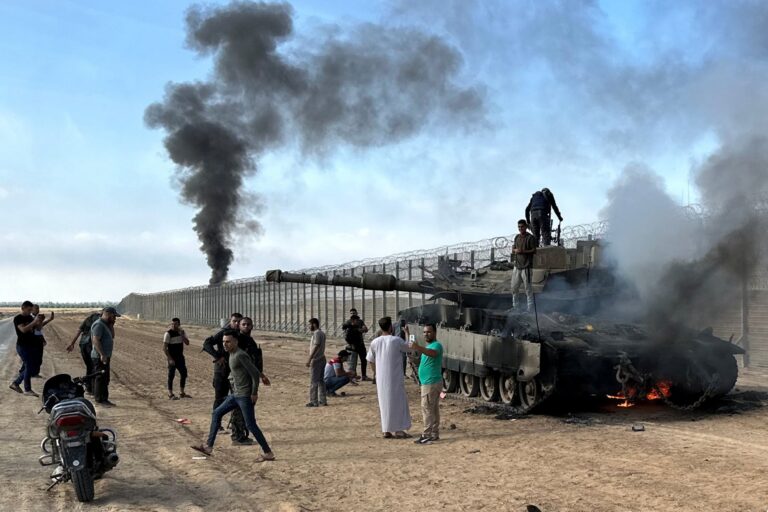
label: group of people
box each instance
[197,313,274,460]
[9,303,119,408]
[305,313,445,445]
[8,300,446,460]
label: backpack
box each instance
[530,190,549,210]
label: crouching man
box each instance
[192,330,275,462]
[324,350,356,397]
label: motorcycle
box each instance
[37,372,119,502]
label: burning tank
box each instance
[266,240,743,412]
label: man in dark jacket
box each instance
[525,187,563,246]
[202,312,243,431]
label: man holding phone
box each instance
[9,301,44,396]
[409,324,444,445]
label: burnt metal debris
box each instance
[266,240,744,413]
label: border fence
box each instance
[118,222,607,337]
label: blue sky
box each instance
[0,1,757,301]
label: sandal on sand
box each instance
[179,392,192,399]
[394,432,412,439]
[255,453,276,463]
[169,393,179,400]
[382,432,394,439]
[191,444,212,456]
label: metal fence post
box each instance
[408,259,413,308]
[420,258,425,304]
[332,269,338,336]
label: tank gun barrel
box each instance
[265,269,429,294]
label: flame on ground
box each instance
[606,380,672,407]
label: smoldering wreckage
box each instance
[143,2,768,416]
[267,232,749,414]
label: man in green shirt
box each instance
[192,330,275,461]
[409,323,444,445]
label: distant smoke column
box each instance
[145,85,254,285]
[146,1,485,284]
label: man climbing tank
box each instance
[525,187,563,246]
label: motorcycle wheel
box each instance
[72,470,94,502]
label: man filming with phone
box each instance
[408,324,444,445]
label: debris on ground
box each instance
[463,404,530,421]
[561,414,599,426]
[632,423,645,432]
[449,423,457,430]
[468,449,481,454]
[708,391,768,414]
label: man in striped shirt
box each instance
[164,318,190,400]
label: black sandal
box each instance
[169,393,179,400]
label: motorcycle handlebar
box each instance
[73,369,105,384]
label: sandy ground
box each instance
[1,312,768,512]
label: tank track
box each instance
[442,378,557,416]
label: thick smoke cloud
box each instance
[596,3,768,333]
[146,1,485,284]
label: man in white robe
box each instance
[366,316,412,438]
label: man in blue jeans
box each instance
[324,350,356,396]
[9,301,44,396]
[192,330,275,461]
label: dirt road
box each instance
[1,313,767,511]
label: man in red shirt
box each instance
[324,350,356,396]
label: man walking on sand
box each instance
[192,330,275,462]
[202,312,243,431]
[366,316,412,439]
[305,318,327,407]
[409,324,444,445]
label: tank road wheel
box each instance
[442,369,459,393]
[499,374,517,405]
[459,372,480,397]
[517,377,542,410]
[479,373,500,402]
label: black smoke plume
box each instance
[146,1,485,284]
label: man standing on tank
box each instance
[510,219,537,313]
[525,187,563,246]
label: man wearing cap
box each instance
[91,307,121,407]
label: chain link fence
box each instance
[118,221,607,336]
